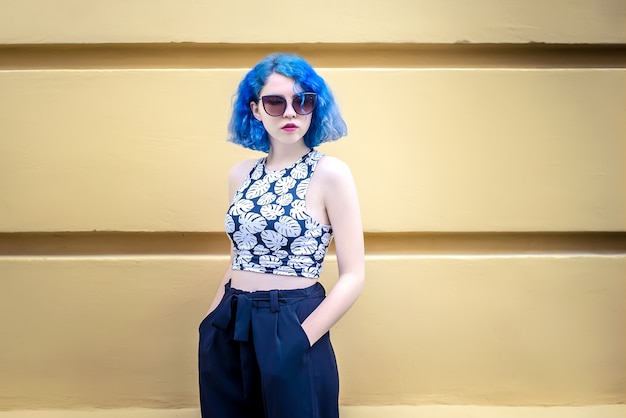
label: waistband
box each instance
[225,280,325,300]
[212,281,325,342]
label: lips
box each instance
[282,123,298,132]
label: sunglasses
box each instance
[260,93,317,117]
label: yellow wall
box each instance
[0,0,625,416]
[1,0,625,44]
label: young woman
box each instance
[198,53,365,418]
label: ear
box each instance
[250,101,262,120]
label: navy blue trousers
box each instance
[198,281,340,418]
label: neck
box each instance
[265,143,311,171]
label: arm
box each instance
[205,252,234,316]
[205,158,257,316]
[301,157,365,345]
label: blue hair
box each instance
[227,53,348,152]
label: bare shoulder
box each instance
[228,158,258,183]
[315,155,355,185]
[227,158,259,198]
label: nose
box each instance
[282,100,297,118]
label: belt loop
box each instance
[269,290,280,313]
[233,295,252,342]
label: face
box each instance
[250,73,314,148]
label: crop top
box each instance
[225,149,332,279]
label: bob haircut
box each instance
[228,53,347,152]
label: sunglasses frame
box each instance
[260,92,317,117]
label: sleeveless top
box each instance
[225,149,333,279]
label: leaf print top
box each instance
[225,149,332,279]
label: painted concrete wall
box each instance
[0,0,624,416]
[1,0,625,44]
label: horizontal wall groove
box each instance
[0,232,624,257]
[0,43,624,70]
[364,232,626,255]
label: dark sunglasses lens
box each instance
[262,96,287,116]
[294,93,317,115]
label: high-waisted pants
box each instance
[198,281,340,418]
